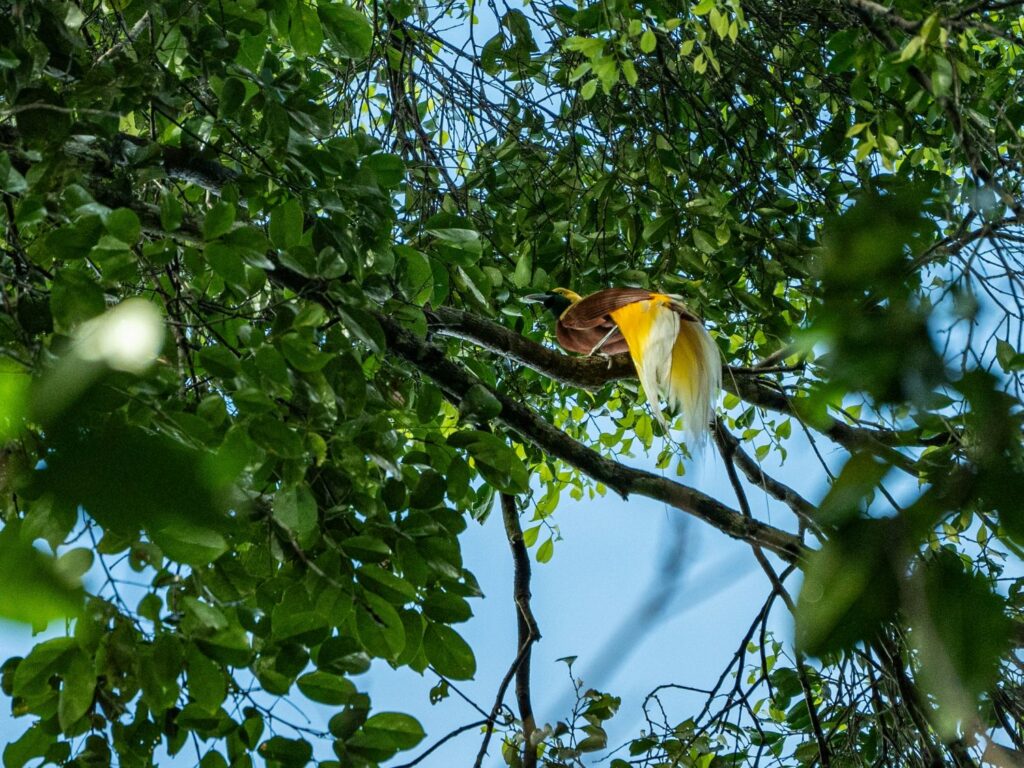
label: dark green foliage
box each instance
[2,0,1024,766]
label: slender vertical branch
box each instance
[502,492,540,768]
[473,493,541,768]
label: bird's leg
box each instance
[587,326,619,356]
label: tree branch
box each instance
[380,309,806,562]
[842,0,1024,46]
[500,493,539,768]
[714,422,822,537]
[428,306,920,472]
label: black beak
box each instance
[523,293,553,304]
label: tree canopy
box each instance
[2,0,1024,766]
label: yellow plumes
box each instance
[610,294,720,444]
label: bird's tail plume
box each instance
[612,296,721,446]
[667,317,722,447]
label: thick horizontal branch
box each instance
[428,306,918,473]
[387,312,805,562]
[0,126,239,193]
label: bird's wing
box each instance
[558,288,658,329]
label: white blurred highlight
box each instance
[75,299,165,373]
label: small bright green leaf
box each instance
[536,537,554,563]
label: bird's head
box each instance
[523,287,582,317]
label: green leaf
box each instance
[364,154,405,187]
[536,537,554,563]
[3,725,55,768]
[580,78,598,100]
[795,518,901,657]
[50,269,105,331]
[0,527,82,625]
[151,524,227,565]
[338,306,386,353]
[421,592,472,623]
[356,564,417,604]
[160,190,184,232]
[816,453,889,525]
[912,552,1011,737]
[258,736,312,767]
[398,246,433,305]
[198,345,240,378]
[423,622,476,679]
[360,712,426,750]
[459,384,502,422]
[512,252,532,289]
[639,29,656,53]
[186,646,227,712]
[273,484,318,540]
[355,592,406,660]
[427,228,482,257]
[105,208,141,245]
[12,637,77,697]
[319,3,373,59]
[296,671,356,705]
[622,59,638,86]
[340,535,392,562]
[0,358,30,441]
[410,468,447,509]
[57,651,96,730]
[203,201,236,241]
[269,199,304,250]
[448,430,529,494]
[995,338,1023,372]
[0,152,27,193]
[290,1,324,57]
[278,332,330,372]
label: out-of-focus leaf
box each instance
[912,552,1011,737]
[795,519,901,657]
[0,527,82,625]
[38,421,226,540]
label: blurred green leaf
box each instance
[0,527,82,625]
[795,519,901,657]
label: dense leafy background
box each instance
[2,0,1024,766]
